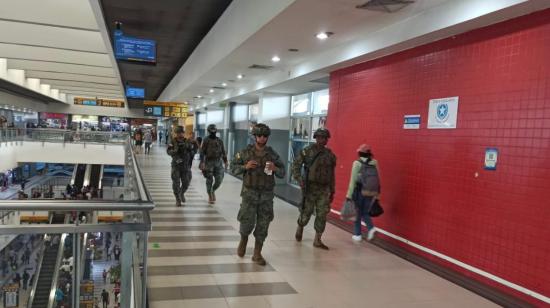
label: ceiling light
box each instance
[237,74,243,79]
[197,95,202,98]
[221,82,227,87]
[209,89,214,93]
[271,56,281,62]
[316,31,333,40]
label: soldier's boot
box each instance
[295,225,304,242]
[237,234,248,257]
[313,232,329,250]
[212,191,216,202]
[175,199,181,207]
[208,193,214,204]
[251,240,266,266]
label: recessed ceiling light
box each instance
[271,56,281,62]
[209,89,214,93]
[221,82,227,87]
[237,74,244,79]
[316,31,333,40]
[197,95,202,98]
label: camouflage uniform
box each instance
[292,128,336,249]
[167,136,194,205]
[232,145,285,242]
[200,125,228,203]
[292,144,336,233]
[231,123,285,265]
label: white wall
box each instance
[0,141,125,171]
[259,93,290,130]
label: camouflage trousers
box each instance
[237,191,274,243]
[171,164,191,201]
[297,186,331,233]
[203,159,225,193]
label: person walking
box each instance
[292,128,336,249]
[144,130,153,155]
[167,126,194,206]
[101,289,109,308]
[231,123,285,265]
[346,144,380,242]
[200,124,228,204]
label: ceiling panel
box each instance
[25,71,119,85]
[100,0,233,101]
[7,59,116,77]
[40,79,120,91]
[0,0,99,30]
[0,43,112,67]
[0,20,106,53]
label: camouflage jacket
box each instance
[167,137,194,167]
[292,144,336,193]
[231,145,285,194]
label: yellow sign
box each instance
[144,101,188,118]
[74,97,125,108]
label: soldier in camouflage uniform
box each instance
[167,126,194,207]
[292,128,336,250]
[200,124,228,204]
[231,123,285,265]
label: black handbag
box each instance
[369,199,384,217]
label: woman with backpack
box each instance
[345,144,380,242]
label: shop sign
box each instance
[2,283,19,308]
[427,96,459,129]
[403,115,420,129]
[74,97,125,108]
[484,148,498,170]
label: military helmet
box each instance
[252,123,271,136]
[313,128,331,139]
[207,124,217,133]
[175,126,184,134]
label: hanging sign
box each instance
[484,148,498,170]
[427,96,459,129]
[403,115,421,129]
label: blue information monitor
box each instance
[114,30,156,63]
[126,87,145,99]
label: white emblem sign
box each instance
[428,96,459,129]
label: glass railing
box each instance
[0,128,128,145]
[0,133,153,308]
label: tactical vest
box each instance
[242,146,276,191]
[204,137,223,159]
[307,148,335,185]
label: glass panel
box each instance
[290,118,311,141]
[291,93,311,116]
[248,104,259,122]
[310,116,328,141]
[312,89,329,115]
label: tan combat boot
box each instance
[295,225,304,242]
[251,240,266,266]
[237,234,248,257]
[313,232,329,250]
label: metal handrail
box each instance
[26,235,46,308]
[47,217,69,308]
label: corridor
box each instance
[138,145,496,308]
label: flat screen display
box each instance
[144,106,163,117]
[126,87,145,99]
[114,30,156,63]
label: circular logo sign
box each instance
[436,103,449,122]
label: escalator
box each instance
[29,213,66,307]
[89,164,102,190]
[74,164,86,189]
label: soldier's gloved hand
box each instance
[167,144,174,148]
[245,160,258,170]
[199,162,205,170]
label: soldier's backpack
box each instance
[204,138,223,159]
[357,159,380,196]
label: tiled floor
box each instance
[138,145,498,308]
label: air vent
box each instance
[356,0,414,13]
[248,64,274,70]
[212,86,225,90]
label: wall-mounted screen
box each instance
[114,30,156,63]
[126,87,145,99]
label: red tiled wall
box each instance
[327,9,550,305]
